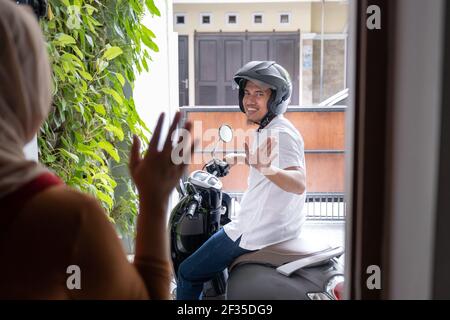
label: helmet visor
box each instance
[233,76,276,91]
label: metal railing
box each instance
[227,192,346,222]
[304,193,346,221]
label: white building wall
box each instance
[173,1,348,105]
[135,0,179,139]
[134,0,180,214]
[174,2,313,33]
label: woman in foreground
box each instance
[0,0,192,299]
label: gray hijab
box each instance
[0,0,52,198]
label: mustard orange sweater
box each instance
[0,173,171,299]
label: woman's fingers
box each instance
[178,138,199,175]
[178,120,192,144]
[163,111,182,153]
[129,134,141,172]
[191,138,199,157]
[148,113,165,154]
[179,120,192,145]
[178,121,193,158]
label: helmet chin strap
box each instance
[256,89,277,131]
[257,111,276,132]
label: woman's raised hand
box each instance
[129,112,195,200]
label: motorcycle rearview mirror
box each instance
[211,125,233,159]
[219,125,233,143]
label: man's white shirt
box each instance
[224,115,307,250]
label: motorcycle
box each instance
[169,124,345,300]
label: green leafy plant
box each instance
[39,0,160,238]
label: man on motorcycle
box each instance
[176,61,307,300]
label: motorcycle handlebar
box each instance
[205,158,230,177]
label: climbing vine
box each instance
[39,0,160,237]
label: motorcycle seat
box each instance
[229,237,336,272]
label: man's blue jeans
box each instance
[176,228,253,300]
